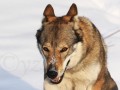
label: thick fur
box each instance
[36,4,118,90]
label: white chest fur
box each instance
[72,62,101,89]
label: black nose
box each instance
[47,70,58,79]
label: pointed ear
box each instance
[67,3,78,17]
[63,3,78,22]
[43,4,55,17]
[43,4,56,22]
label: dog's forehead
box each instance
[41,23,77,47]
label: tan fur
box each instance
[36,3,118,90]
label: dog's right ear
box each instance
[43,4,55,17]
[43,4,56,22]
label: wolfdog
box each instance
[36,3,118,90]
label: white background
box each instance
[0,0,120,90]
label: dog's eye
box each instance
[60,47,68,53]
[43,47,49,52]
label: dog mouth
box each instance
[46,69,65,84]
[50,75,63,84]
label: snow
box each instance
[0,0,120,90]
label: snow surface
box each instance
[0,0,120,90]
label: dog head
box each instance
[36,4,84,84]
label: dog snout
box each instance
[47,70,58,79]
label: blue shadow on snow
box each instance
[0,68,36,90]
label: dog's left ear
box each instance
[67,3,78,17]
[63,3,78,22]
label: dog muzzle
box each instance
[46,60,70,84]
